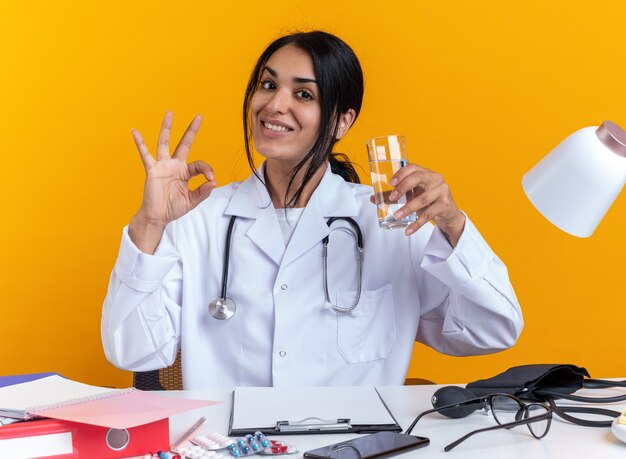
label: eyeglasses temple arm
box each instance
[444,423,504,452]
[405,407,438,435]
[405,397,486,435]
[443,413,552,452]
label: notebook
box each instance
[0,375,218,429]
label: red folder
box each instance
[0,417,169,458]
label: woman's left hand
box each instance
[388,164,466,246]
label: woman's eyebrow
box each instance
[264,66,317,84]
[293,76,317,84]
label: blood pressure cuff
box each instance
[465,364,590,402]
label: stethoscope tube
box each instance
[322,217,364,314]
[208,215,237,320]
[208,215,364,319]
[220,215,237,300]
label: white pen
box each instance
[170,416,206,450]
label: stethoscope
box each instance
[208,215,364,320]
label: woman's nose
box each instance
[266,89,290,114]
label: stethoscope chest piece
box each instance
[209,297,236,320]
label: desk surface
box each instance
[161,384,626,458]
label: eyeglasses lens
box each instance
[524,403,551,439]
[490,394,523,425]
[490,395,550,439]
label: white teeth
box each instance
[264,122,290,132]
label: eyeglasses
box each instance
[405,393,552,452]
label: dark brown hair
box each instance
[243,31,364,207]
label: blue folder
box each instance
[0,373,61,388]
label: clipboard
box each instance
[228,386,401,435]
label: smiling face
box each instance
[250,44,322,168]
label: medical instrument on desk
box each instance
[464,364,626,428]
[208,215,364,319]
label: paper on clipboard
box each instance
[229,386,401,435]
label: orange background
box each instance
[1,1,625,388]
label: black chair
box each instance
[133,350,183,391]
[133,353,433,390]
[404,378,435,385]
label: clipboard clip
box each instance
[275,417,352,432]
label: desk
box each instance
[161,384,626,458]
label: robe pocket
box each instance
[336,284,397,364]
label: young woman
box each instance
[101,31,523,389]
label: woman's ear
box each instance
[335,109,356,140]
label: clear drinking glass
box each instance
[366,135,417,229]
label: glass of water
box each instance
[366,135,416,229]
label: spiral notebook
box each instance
[0,375,218,428]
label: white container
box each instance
[612,416,626,443]
[522,121,626,237]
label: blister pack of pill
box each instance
[173,441,230,459]
[190,432,235,450]
[258,439,298,456]
[180,432,297,457]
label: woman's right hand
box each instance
[129,111,217,254]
